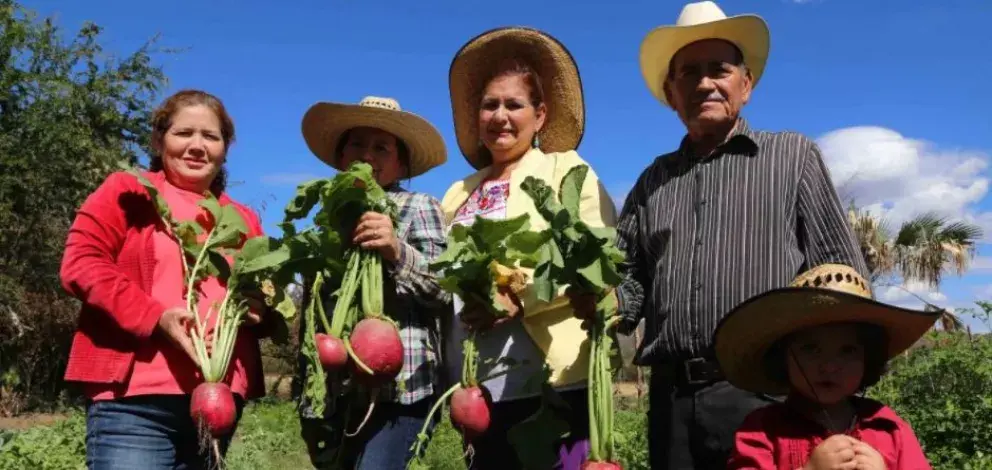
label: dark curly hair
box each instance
[763,323,889,393]
[147,89,236,195]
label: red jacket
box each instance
[60,170,268,399]
[729,397,931,469]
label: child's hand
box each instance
[852,440,886,470]
[804,435,859,470]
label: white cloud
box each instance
[260,172,323,186]
[817,126,992,241]
[878,280,947,305]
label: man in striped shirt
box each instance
[571,2,869,468]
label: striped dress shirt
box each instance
[615,118,868,365]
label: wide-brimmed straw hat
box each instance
[639,1,770,108]
[301,96,447,177]
[713,264,940,395]
[449,26,585,169]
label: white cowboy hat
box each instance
[639,1,770,108]
[301,96,447,178]
[712,264,940,395]
[449,26,585,169]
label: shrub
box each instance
[870,331,992,469]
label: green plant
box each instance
[508,165,626,467]
[870,330,992,468]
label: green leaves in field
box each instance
[430,213,532,316]
[512,165,625,301]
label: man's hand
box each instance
[565,286,617,330]
[804,434,859,470]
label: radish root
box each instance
[345,392,377,437]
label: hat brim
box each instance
[713,287,940,395]
[449,26,585,169]
[639,15,770,107]
[301,102,447,178]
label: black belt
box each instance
[658,357,725,387]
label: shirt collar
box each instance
[676,117,759,161]
[784,394,900,431]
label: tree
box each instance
[848,206,982,286]
[0,0,171,411]
[847,205,982,330]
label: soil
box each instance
[0,412,67,430]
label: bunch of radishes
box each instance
[512,165,626,469]
[130,169,297,468]
[281,162,404,433]
[407,215,533,463]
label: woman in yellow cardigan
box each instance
[440,27,617,470]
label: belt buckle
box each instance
[683,357,710,385]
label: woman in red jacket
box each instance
[60,89,271,470]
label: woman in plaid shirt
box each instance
[294,95,452,469]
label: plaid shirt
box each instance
[297,187,450,418]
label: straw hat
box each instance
[639,1,770,107]
[713,264,940,395]
[449,26,585,169]
[301,96,447,177]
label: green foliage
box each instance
[279,162,397,416]
[508,165,626,464]
[0,397,653,470]
[0,0,170,410]
[510,165,625,301]
[430,213,532,316]
[869,331,992,469]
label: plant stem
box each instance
[186,229,217,335]
[344,337,374,375]
[409,382,461,459]
[588,321,601,462]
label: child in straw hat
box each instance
[713,264,935,470]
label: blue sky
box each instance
[26,0,992,329]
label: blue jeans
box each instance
[300,396,437,470]
[86,395,244,470]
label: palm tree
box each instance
[847,205,983,330]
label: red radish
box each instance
[449,386,491,438]
[315,333,348,370]
[347,317,404,385]
[190,382,237,438]
[581,462,623,469]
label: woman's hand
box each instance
[156,307,199,365]
[460,287,522,332]
[352,211,400,262]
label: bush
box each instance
[0,289,80,415]
[870,331,992,469]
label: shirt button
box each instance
[695,237,703,246]
[693,283,702,291]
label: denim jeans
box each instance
[86,395,244,470]
[300,396,437,470]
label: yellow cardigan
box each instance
[440,147,618,388]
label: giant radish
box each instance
[407,215,532,465]
[126,168,297,468]
[509,165,627,469]
[279,161,403,439]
